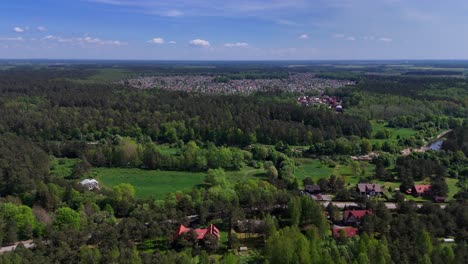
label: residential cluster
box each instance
[123,73,355,94]
[296,94,344,111]
[302,182,444,239]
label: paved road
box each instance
[0,241,35,254]
[319,201,445,209]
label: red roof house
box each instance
[332,226,359,238]
[343,210,372,224]
[174,224,220,241]
[412,185,432,196]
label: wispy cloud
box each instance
[163,10,183,17]
[345,36,356,41]
[378,37,393,42]
[224,42,249,47]
[43,34,126,46]
[148,37,165,44]
[276,19,297,26]
[37,26,47,32]
[14,27,25,33]
[169,41,177,44]
[189,38,210,47]
[332,33,345,39]
[0,37,24,41]
[298,34,309,39]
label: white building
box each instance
[80,179,100,190]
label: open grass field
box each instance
[91,166,266,199]
[371,120,418,144]
[92,168,206,199]
[294,158,375,187]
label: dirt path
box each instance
[0,240,35,254]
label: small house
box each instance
[80,179,100,190]
[357,183,382,196]
[343,210,373,224]
[305,184,321,194]
[412,185,432,197]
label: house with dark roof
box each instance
[357,183,382,196]
[332,225,359,238]
[412,185,432,197]
[174,224,220,241]
[343,210,373,224]
[304,184,321,194]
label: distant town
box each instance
[123,72,355,94]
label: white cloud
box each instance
[14,27,25,33]
[43,34,126,46]
[298,34,309,39]
[345,36,356,41]
[363,36,375,41]
[0,37,24,41]
[189,39,210,47]
[224,42,249,47]
[148,37,165,44]
[37,26,47,32]
[378,37,393,42]
[163,10,184,17]
[169,41,177,44]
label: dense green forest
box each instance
[0,62,466,264]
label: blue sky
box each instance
[0,0,467,60]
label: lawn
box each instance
[92,168,206,199]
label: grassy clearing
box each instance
[446,178,460,199]
[91,166,265,199]
[225,167,266,183]
[92,168,206,199]
[159,144,180,155]
[50,157,80,178]
[371,121,418,144]
[294,158,333,182]
[294,158,375,187]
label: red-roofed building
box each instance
[343,210,373,224]
[332,226,359,238]
[412,185,432,196]
[174,224,220,241]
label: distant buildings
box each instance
[80,179,100,190]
